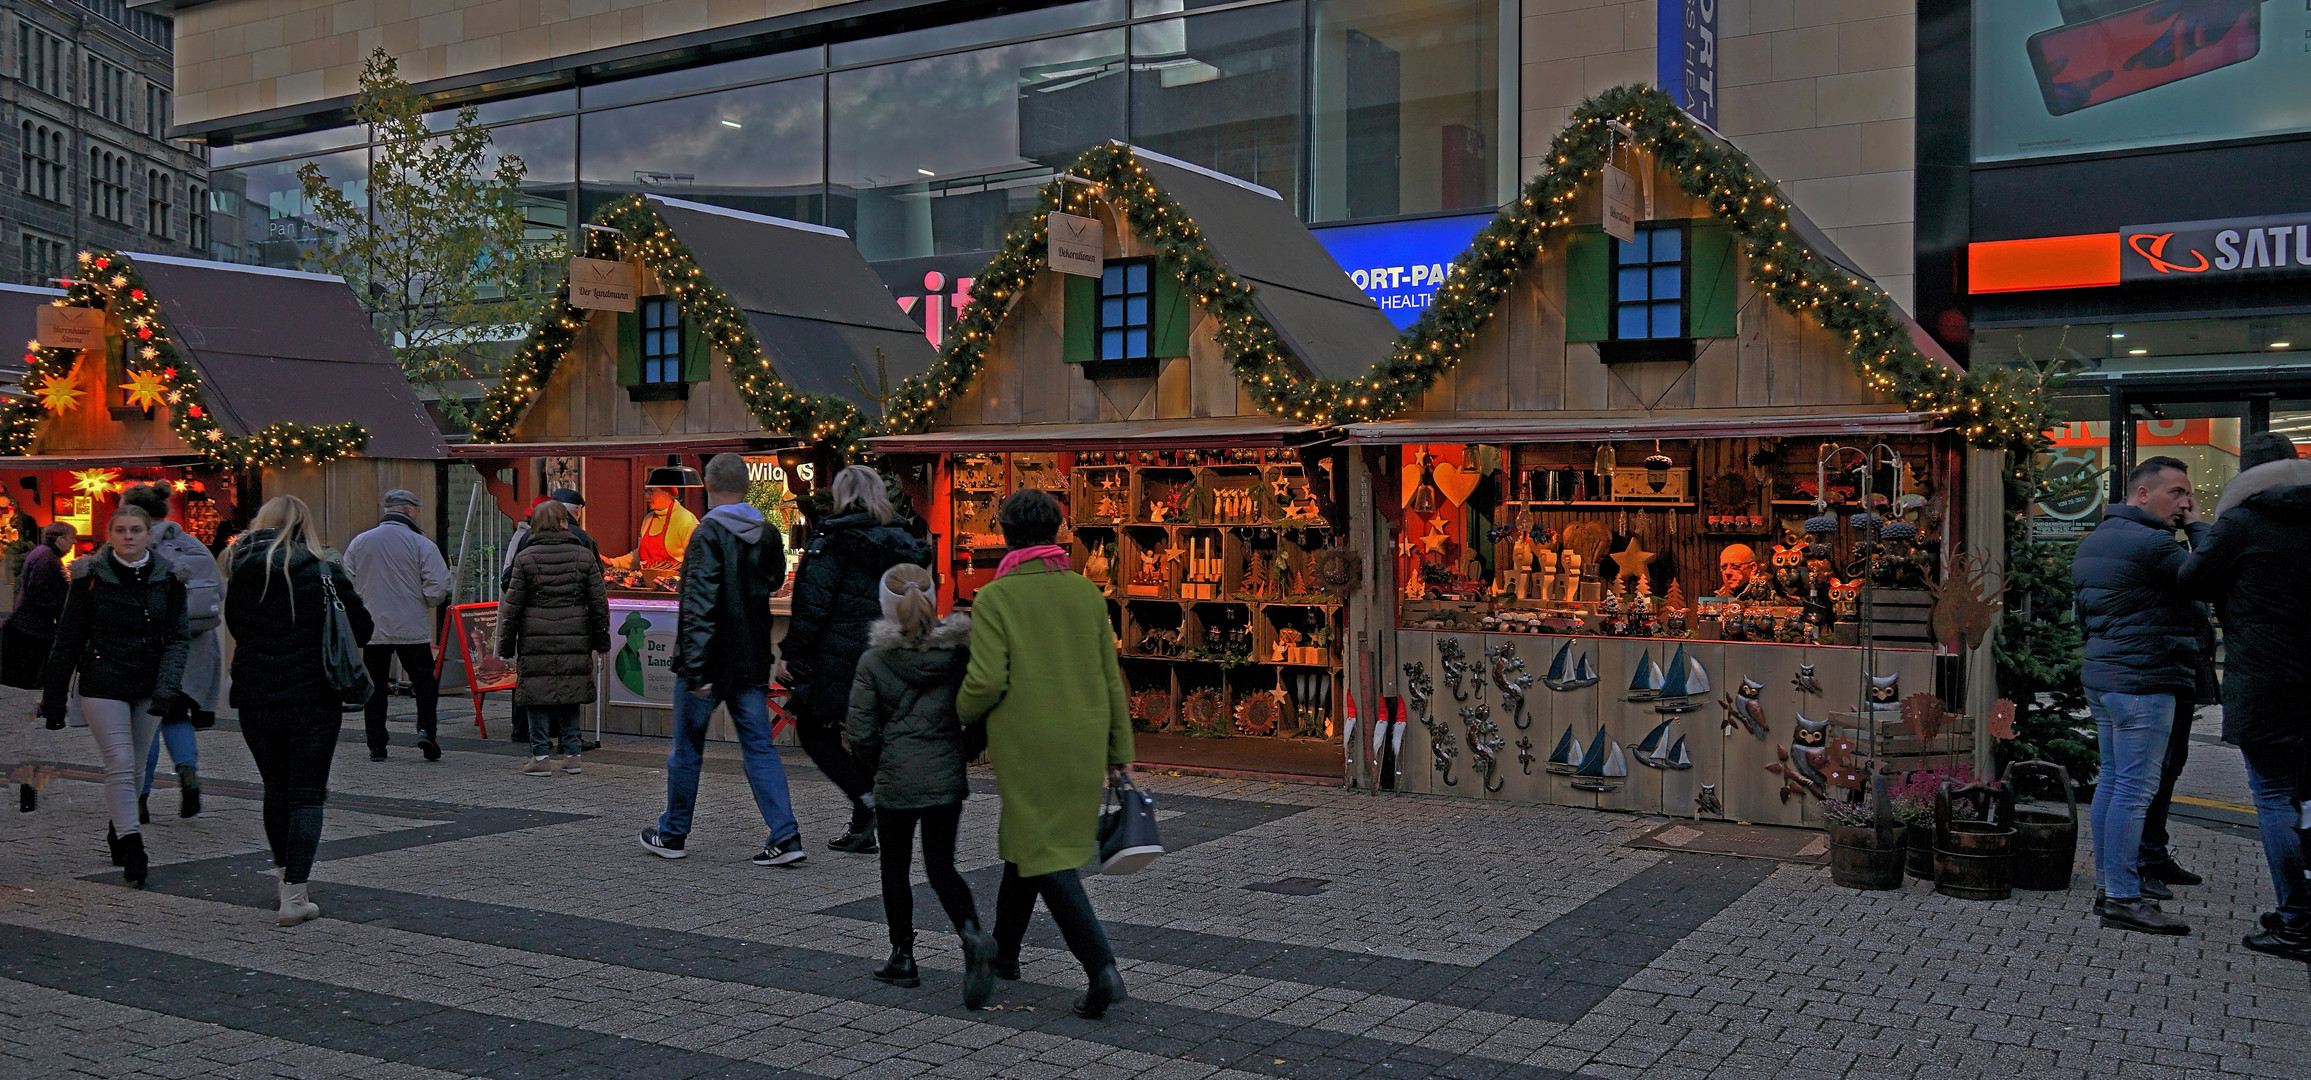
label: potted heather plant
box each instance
[1891,766,1981,880]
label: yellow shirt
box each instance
[634,504,697,567]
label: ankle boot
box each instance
[277,879,321,926]
[176,764,201,818]
[107,824,124,866]
[138,793,150,825]
[829,796,879,854]
[959,920,997,1010]
[119,831,147,888]
[873,936,920,987]
[1073,963,1124,1019]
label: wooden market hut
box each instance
[869,144,1402,778]
[455,194,939,737]
[1333,90,2005,828]
[0,253,444,557]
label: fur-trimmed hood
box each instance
[67,548,191,585]
[2217,458,2311,520]
[867,612,971,652]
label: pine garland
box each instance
[0,251,369,468]
[468,194,869,455]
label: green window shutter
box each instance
[1689,221,1740,339]
[615,309,642,385]
[1148,263,1191,358]
[680,312,712,383]
[1564,227,1609,343]
[1062,273,1097,364]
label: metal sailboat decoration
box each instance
[1541,640,1599,691]
[1545,725,1584,774]
[1622,648,1666,701]
[1652,644,1710,713]
[1631,719,1691,769]
[1569,726,1627,791]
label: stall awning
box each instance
[871,418,1326,453]
[448,434,796,459]
[0,452,207,469]
[1336,411,1946,445]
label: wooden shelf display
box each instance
[940,448,1347,740]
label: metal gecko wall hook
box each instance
[1462,703,1505,793]
[1487,641,1534,729]
[1438,637,1472,702]
[1402,660,1433,723]
[1517,736,1535,774]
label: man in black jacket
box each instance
[639,454,807,867]
[2073,455,2206,935]
[2181,432,2311,958]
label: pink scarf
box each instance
[994,544,1069,580]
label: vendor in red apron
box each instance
[607,486,698,569]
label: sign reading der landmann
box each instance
[2121,214,2311,282]
[568,257,638,311]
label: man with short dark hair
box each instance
[640,453,806,867]
[2073,455,2207,935]
[2183,431,2311,957]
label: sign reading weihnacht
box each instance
[1603,164,1640,244]
[34,305,106,350]
[2120,214,2311,283]
[1656,0,1719,131]
[1047,212,1103,278]
[568,257,638,311]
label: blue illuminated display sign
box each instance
[1309,212,1495,329]
[1657,0,1719,131]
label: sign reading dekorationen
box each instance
[2121,214,2311,283]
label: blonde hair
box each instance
[227,495,324,616]
[529,499,572,532]
[882,564,937,643]
[832,465,895,525]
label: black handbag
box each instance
[1095,776,1164,876]
[318,570,372,711]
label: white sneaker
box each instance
[277,880,320,926]
[560,752,582,774]
[521,756,555,775]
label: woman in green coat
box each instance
[957,489,1132,1019]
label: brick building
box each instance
[3,0,208,286]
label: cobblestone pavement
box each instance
[4,687,2308,1080]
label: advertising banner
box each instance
[2120,214,2311,282]
[607,597,680,708]
[1656,0,1720,130]
[1307,212,1495,329]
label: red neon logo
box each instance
[2128,232,2210,275]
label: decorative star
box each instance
[1612,537,1657,587]
[1421,529,1451,555]
[71,468,119,499]
[1397,533,1420,558]
[121,370,170,411]
[37,379,85,414]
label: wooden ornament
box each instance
[1431,461,1479,506]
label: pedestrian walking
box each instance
[346,488,450,762]
[496,499,608,775]
[223,495,374,924]
[39,504,192,889]
[640,454,807,866]
[783,465,931,855]
[844,563,996,1006]
[4,523,74,713]
[2180,431,2311,958]
[501,489,596,747]
[957,489,1130,1019]
[2073,455,2207,935]
[119,484,222,821]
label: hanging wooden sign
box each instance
[568,257,637,311]
[34,306,106,350]
[1602,163,1639,244]
[1047,212,1103,278]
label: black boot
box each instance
[1073,964,1125,1019]
[138,793,150,825]
[873,937,920,987]
[828,797,878,854]
[2244,924,2311,961]
[992,955,1021,981]
[959,920,997,1010]
[106,824,124,866]
[119,831,147,888]
[176,764,201,818]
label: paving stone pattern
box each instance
[4,688,2309,1079]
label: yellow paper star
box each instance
[71,468,119,499]
[121,370,170,411]
[1421,529,1451,555]
[1612,536,1657,586]
[37,378,85,413]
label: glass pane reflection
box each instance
[1308,0,1498,222]
[581,77,825,222]
[205,147,366,269]
[1131,4,1303,209]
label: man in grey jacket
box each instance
[346,489,451,761]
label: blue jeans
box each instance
[141,718,197,794]
[2086,689,2174,900]
[528,704,583,758]
[2241,743,2311,928]
[657,680,798,848]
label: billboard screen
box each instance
[1974,0,2311,162]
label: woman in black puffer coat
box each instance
[224,495,372,925]
[783,465,931,854]
[497,499,609,775]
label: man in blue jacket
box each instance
[2073,455,2207,935]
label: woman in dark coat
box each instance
[43,505,191,888]
[783,465,931,853]
[225,495,372,924]
[4,521,75,701]
[498,499,609,776]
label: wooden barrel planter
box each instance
[1830,823,1907,890]
[1934,781,2017,901]
[2002,760,2079,892]
[1905,817,1935,880]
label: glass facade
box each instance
[201,0,1505,275]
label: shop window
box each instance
[1614,224,1685,341]
[1309,0,1501,223]
[616,296,711,401]
[1063,259,1190,367]
[1566,220,1739,357]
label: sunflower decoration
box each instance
[1182,688,1226,737]
[120,370,171,412]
